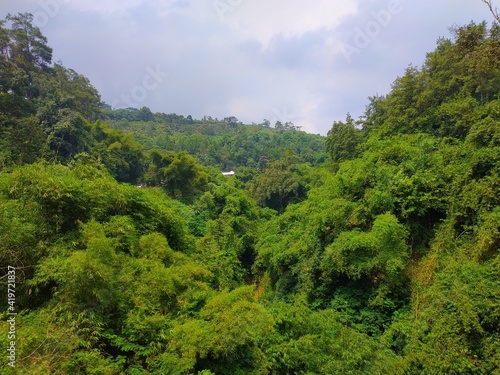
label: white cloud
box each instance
[1,0,495,135]
[63,0,169,15]
[217,1,358,47]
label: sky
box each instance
[0,0,495,134]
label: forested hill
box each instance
[109,109,327,171]
[1,12,500,375]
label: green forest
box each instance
[1,11,499,375]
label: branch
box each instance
[481,0,500,23]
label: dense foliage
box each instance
[1,13,499,375]
[109,110,327,172]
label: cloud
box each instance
[0,0,495,134]
[63,0,186,16]
[215,1,358,47]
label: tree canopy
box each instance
[1,13,499,375]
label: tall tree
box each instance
[248,150,309,212]
[4,13,52,97]
[325,113,362,163]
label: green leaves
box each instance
[324,213,409,283]
[2,13,52,98]
[372,22,500,139]
[166,286,273,374]
[326,113,363,164]
[196,180,262,289]
[248,150,310,212]
[159,151,210,202]
[0,116,46,166]
[134,232,174,265]
[1,13,500,375]
[109,109,327,173]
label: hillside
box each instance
[0,13,499,375]
[109,110,327,171]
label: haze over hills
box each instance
[0,9,500,375]
[0,0,494,134]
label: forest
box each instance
[0,11,499,375]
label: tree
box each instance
[223,116,238,127]
[47,109,94,160]
[86,120,146,183]
[323,212,409,285]
[248,150,309,212]
[4,13,52,97]
[166,286,273,374]
[0,20,11,93]
[325,113,362,163]
[1,15,500,375]
[157,151,209,202]
[36,64,102,123]
[197,180,262,289]
[481,0,500,22]
[5,13,52,69]
[136,106,154,122]
[0,116,46,166]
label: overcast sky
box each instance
[0,0,495,134]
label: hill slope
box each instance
[0,14,499,375]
